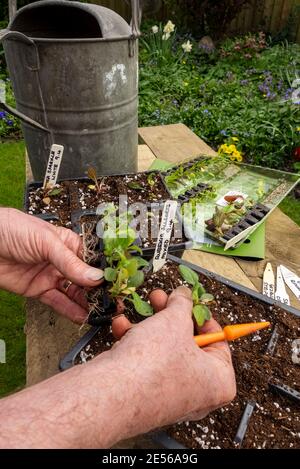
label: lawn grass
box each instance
[279,195,300,227]
[0,141,26,398]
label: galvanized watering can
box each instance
[0,0,140,179]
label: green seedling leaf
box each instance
[192,304,211,327]
[179,265,199,286]
[147,173,156,187]
[192,284,199,303]
[124,258,139,276]
[48,188,63,197]
[130,292,153,317]
[200,293,214,304]
[136,257,149,268]
[128,182,144,190]
[104,267,117,282]
[127,270,144,288]
[197,283,206,297]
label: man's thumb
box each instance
[48,238,104,286]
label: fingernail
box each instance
[87,268,104,281]
[175,286,192,299]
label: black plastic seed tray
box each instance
[59,254,300,449]
[221,203,271,242]
[25,171,172,230]
[77,203,190,261]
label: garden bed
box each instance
[60,255,300,449]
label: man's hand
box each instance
[0,286,236,448]
[109,286,236,430]
[0,208,103,323]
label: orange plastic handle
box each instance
[194,322,271,347]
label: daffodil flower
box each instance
[163,20,175,34]
[182,40,193,53]
[162,32,170,41]
[152,25,159,34]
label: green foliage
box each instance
[139,33,300,170]
[128,181,144,190]
[101,208,153,317]
[179,265,213,326]
[129,292,154,317]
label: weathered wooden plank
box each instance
[137,144,156,171]
[183,250,257,290]
[26,299,86,386]
[139,124,217,163]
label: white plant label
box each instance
[153,200,178,273]
[275,266,290,305]
[216,190,248,207]
[280,265,300,301]
[263,262,275,299]
[43,144,64,189]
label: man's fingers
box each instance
[47,237,104,287]
[57,279,88,309]
[111,315,133,340]
[166,286,193,316]
[197,317,222,334]
[149,289,168,312]
[40,289,88,324]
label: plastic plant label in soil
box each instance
[61,256,300,449]
[43,144,64,189]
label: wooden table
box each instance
[26,123,300,387]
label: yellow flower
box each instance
[184,81,189,86]
[232,137,239,141]
[297,127,300,132]
[227,144,236,152]
[164,20,175,34]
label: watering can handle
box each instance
[0,30,50,133]
[130,0,141,37]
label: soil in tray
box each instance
[27,182,71,228]
[27,174,170,228]
[76,260,300,449]
[71,173,170,210]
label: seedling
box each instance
[87,167,104,194]
[205,197,253,239]
[101,207,154,317]
[128,181,144,190]
[147,172,157,188]
[179,265,213,326]
[42,186,63,205]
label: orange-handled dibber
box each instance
[194,321,271,347]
